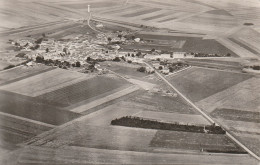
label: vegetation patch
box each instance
[111,116,226,134]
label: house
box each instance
[173,52,186,58]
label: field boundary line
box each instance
[70,85,139,113]
[144,61,260,162]
[0,65,23,73]
[166,66,192,77]
[0,112,56,128]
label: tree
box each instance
[158,66,163,70]
[36,56,44,63]
[131,36,135,40]
[107,37,112,42]
[131,54,135,57]
[63,48,67,54]
[151,48,155,52]
[42,33,46,37]
[136,51,142,57]
[46,48,49,53]
[86,57,91,62]
[75,61,81,67]
[127,60,132,63]
[35,38,43,44]
[113,57,121,62]
[121,56,126,61]
[169,67,174,72]
[137,67,146,72]
[118,34,122,38]
[226,53,231,57]
[34,44,40,50]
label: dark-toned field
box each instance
[167,67,252,102]
[0,113,52,146]
[0,90,81,125]
[134,34,238,56]
[37,76,128,107]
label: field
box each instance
[229,38,259,55]
[134,34,238,56]
[100,62,148,78]
[196,77,260,113]
[0,68,92,97]
[37,75,128,107]
[150,130,244,152]
[121,8,161,18]
[0,113,53,147]
[167,67,252,102]
[0,65,55,85]
[211,108,260,123]
[128,91,196,114]
[0,90,81,125]
[62,2,118,9]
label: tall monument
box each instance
[88,5,90,13]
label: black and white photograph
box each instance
[0,0,260,164]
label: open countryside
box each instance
[0,0,260,164]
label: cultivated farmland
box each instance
[37,75,129,107]
[0,90,81,126]
[128,91,196,114]
[0,65,55,85]
[134,34,238,56]
[0,68,92,97]
[150,130,244,153]
[167,67,252,102]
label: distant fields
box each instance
[0,90,81,125]
[0,68,92,97]
[167,67,252,102]
[134,34,238,56]
[0,65,55,85]
[122,8,161,18]
[62,2,118,9]
[37,75,128,107]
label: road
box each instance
[143,61,260,162]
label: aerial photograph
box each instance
[0,0,260,164]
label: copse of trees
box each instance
[137,66,146,72]
[113,57,121,62]
[111,116,226,134]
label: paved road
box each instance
[144,61,260,162]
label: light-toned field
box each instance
[196,77,260,113]
[0,68,93,97]
[2,145,257,165]
[195,76,260,157]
